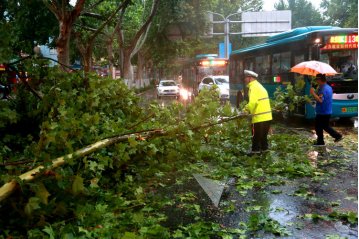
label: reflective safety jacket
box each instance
[245,80,272,123]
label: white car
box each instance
[156,80,180,99]
[198,75,230,100]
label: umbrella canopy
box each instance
[291,60,337,76]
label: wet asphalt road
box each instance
[139,88,358,238]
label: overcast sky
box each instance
[263,0,322,11]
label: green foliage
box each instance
[275,0,324,28]
[272,82,310,115]
[0,61,357,238]
[248,212,291,236]
[0,0,57,58]
[321,0,358,27]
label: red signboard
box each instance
[322,34,358,50]
[322,43,358,50]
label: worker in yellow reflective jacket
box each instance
[244,70,272,155]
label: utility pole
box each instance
[207,11,242,59]
[207,11,291,59]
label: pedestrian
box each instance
[243,70,273,155]
[310,74,343,145]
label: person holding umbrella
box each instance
[310,74,343,145]
[291,60,343,146]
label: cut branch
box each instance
[0,129,165,203]
[0,111,257,203]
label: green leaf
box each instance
[42,225,55,239]
[222,235,233,239]
[72,175,85,195]
[35,183,51,205]
[172,229,183,238]
[121,232,142,239]
[128,137,138,148]
[24,197,41,216]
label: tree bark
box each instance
[56,23,72,68]
[44,0,86,71]
[136,51,145,88]
[106,35,115,79]
[121,49,133,86]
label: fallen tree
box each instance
[0,112,253,203]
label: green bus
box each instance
[229,26,358,119]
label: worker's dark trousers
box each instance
[315,114,341,144]
[252,120,271,152]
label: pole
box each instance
[225,19,230,59]
[207,11,242,59]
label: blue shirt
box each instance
[315,83,332,115]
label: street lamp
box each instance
[207,11,242,59]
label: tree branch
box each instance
[0,128,166,202]
[43,0,60,20]
[88,0,131,43]
[81,12,106,20]
[115,3,129,49]
[70,0,86,22]
[128,0,160,52]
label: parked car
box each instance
[198,75,229,100]
[156,80,180,99]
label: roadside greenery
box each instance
[0,64,357,238]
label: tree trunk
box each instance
[44,0,86,71]
[82,45,93,73]
[56,22,72,69]
[106,36,115,79]
[121,49,133,87]
[136,51,144,88]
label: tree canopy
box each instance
[321,0,358,27]
[274,0,324,28]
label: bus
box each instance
[229,26,358,119]
[181,54,228,95]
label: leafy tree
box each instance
[0,0,57,61]
[115,0,160,82]
[73,0,130,74]
[44,0,86,69]
[275,0,324,28]
[321,0,358,27]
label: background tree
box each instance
[321,0,358,27]
[44,0,86,69]
[115,0,160,83]
[73,0,130,73]
[141,0,265,81]
[0,0,57,61]
[275,0,324,28]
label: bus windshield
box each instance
[320,50,358,80]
